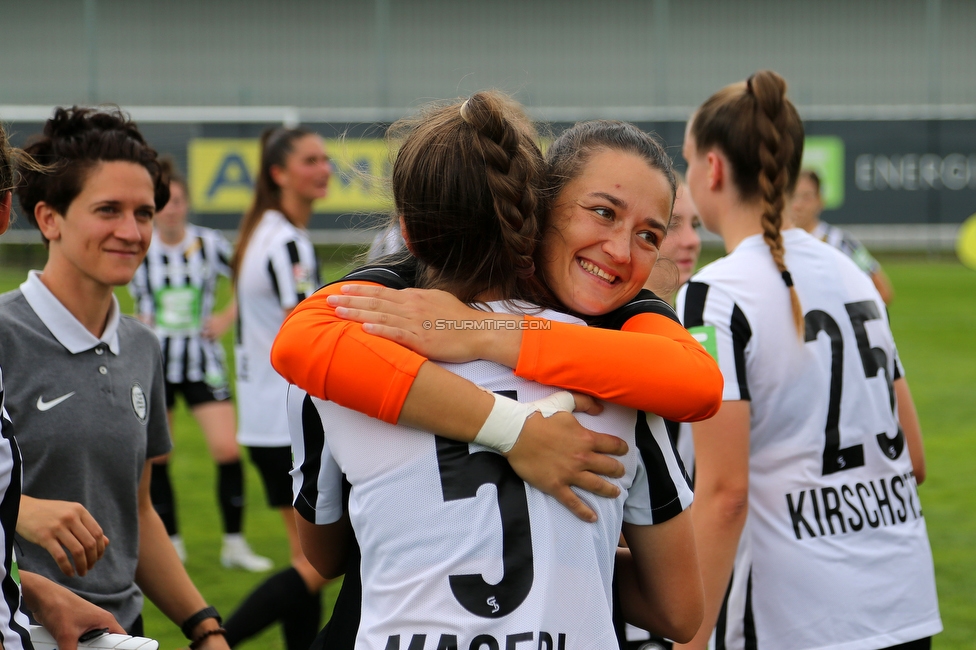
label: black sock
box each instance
[282,585,321,650]
[224,567,321,649]
[218,461,244,535]
[149,462,178,536]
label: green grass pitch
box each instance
[0,250,973,649]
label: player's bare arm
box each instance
[673,401,751,650]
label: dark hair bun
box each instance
[17,106,169,237]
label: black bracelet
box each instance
[189,627,227,649]
[181,606,222,640]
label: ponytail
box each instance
[17,106,169,246]
[691,70,805,336]
[749,71,804,336]
[232,126,314,281]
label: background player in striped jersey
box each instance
[788,169,895,305]
[285,91,706,649]
[129,158,270,571]
[2,106,228,647]
[674,70,939,650]
[0,114,127,650]
[222,126,330,650]
[645,173,703,305]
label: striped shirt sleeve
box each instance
[128,259,155,319]
[893,346,905,380]
[268,238,319,310]
[213,230,234,278]
[677,281,753,402]
[288,388,344,525]
[623,412,694,526]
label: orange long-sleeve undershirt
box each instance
[517,312,722,422]
[272,282,723,425]
[272,282,426,424]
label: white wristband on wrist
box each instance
[532,391,577,418]
[473,390,576,453]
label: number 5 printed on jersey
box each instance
[435,390,534,618]
[805,301,905,476]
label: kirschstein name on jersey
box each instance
[679,231,941,650]
[382,630,567,649]
[786,469,922,541]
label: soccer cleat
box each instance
[169,534,187,563]
[220,534,273,571]
[30,626,159,649]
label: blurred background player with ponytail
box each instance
[223,126,331,650]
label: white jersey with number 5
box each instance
[290,304,691,650]
[676,229,941,650]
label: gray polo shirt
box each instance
[0,272,170,629]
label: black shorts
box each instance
[165,380,232,409]
[247,446,294,508]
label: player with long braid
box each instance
[673,70,940,650]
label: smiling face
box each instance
[541,149,672,316]
[273,134,332,203]
[44,161,155,289]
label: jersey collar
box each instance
[20,271,122,355]
[735,228,810,252]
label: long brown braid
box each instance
[389,91,553,306]
[691,70,805,336]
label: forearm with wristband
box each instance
[473,390,576,453]
[181,606,225,649]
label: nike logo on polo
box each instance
[36,392,76,411]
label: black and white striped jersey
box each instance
[811,221,881,275]
[0,369,35,650]
[290,301,693,650]
[236,210,320,447]
[676,229,940,650]
[366,225,406,262]
[129,224,233,388]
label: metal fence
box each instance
[4,0,976,109]
[2,0,974,250]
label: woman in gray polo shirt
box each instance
[0,107,229,649]
[0,115,134,649]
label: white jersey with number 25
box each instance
[677,229,941,650]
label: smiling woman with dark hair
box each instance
[0,106,229,649]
